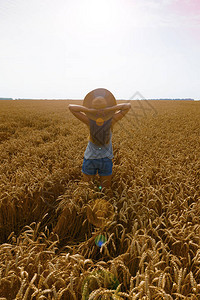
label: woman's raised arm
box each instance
[103,103,131,113]
[68,104,89,113]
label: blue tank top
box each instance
[84,119,113,160]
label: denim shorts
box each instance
[82,157,113,176]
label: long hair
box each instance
[89,118,112,146]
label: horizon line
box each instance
[0,97,198,101]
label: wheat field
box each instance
[0,99,199,299]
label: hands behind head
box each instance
[87,105,118,116]
[87,108,106,117]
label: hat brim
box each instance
[83,88,117,121]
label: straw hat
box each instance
[83,88,117,121]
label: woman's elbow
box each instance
[68,104,73,111]
[127,103,131,110]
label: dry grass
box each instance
[0,99,200,299]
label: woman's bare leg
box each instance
[82,173,95,183]
[99,175,113,197]
[99,175,112,188]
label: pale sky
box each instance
[0,0,200,99]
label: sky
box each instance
[0,0,200,100]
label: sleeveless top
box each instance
[84,118,114,160]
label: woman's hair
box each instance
[89,118,112,146]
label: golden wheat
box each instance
[0,100,199,299]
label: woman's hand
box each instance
[87,108,106,116]
[87,104,130,116]
[99,104,131,113]
[87,108,98,113]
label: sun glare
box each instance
[83,0,119,31]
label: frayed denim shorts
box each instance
[82,157,113,176]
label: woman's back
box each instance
[88,118,113,146]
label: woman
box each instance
[68,88,131,191]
